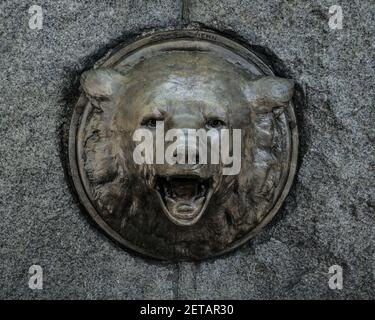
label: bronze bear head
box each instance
[70,30,297,261]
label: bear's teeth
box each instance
[165,196,176,204]
[195,196,205,206]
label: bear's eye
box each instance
[205,119,226,129]
[141,118,158,128]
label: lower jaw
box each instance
[156,190,213,226]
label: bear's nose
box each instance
[173,145,200,164]
[171,130,200,165]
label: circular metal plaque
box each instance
[69,29,298,261]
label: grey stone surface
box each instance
[0,0,374,299]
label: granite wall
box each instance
[0,0,373,299]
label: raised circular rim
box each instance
[68,28,298,261]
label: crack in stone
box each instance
[181,0,190,25]
[172,263,180,299]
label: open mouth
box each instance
[155,175,213,226]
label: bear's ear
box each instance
[80,69,125,111]
[245,76,294,113]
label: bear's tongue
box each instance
[163,177,206,216]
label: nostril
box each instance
[172,146,200,164]
[187,149,199,164]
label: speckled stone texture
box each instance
[0,0,374,299]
